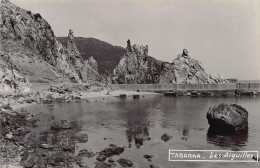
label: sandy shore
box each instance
[1,88,160,111]
[80,89,159,99]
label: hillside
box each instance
[58,37,126,74]
[0,0,100,94]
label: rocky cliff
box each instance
[160,49,228,84]
[0,51,31,93]
[64,29,100,83]
[113,45,227,84]
[112,40,161,84]
[0,0,98,89]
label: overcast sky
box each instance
[12,0,260,80]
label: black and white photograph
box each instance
[0,0,260,167]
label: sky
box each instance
[12,0,260,80]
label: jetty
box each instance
[108,82,260,96]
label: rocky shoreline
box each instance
[0,106,163,168]
[0,106,132,168]
[0,83,160,168]
[0,83,158,110]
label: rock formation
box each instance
[66,29,84,70]
[160,49,228,84]
[206,103,248,132]
[126,39,148,55]
[113,46,227,84]
[0,0,98,89]
[85,56,98,72]
[112,40,160,84]
[0,52,31,93]
[81,56,100,83]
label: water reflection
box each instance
[124,111,151,148]
[207,126,248,148]
[126,126,150,148]
[182,125,189,136]
[24,95,260,168]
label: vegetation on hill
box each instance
[58,37,126,74]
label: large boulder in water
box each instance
[206,103,248,132]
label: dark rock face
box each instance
[206,103,248,132]
[161,133,173,142]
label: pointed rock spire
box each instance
[67,29,80,58]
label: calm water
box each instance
[25,95,260,168]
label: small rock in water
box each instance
[79,162,88,167]
[117,158,133,167]
[150,164,161,168]
[98,144,124,157]
[133,95,140,99]
[161,133,173,142]
[181,137,188,141]
[108,157,115,163]
[143,154,154,161]
[51,121,72,130]
[78,149,95,158]
[119,94,126,99]
[252,156,259,161]
[95,162,114,168]
[96,155,107,162]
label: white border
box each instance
[168,149,258,162]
